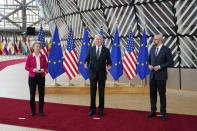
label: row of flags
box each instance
[0,23,150,81]
[0,34,51,55]
[46,24,150,81]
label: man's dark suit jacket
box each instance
[148,45,174,80]
[85,46,112,81]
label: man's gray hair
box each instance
[95,34,103,39]
[93,34,103,44]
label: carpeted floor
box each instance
[0,59,26,71]
[0,97,197,131]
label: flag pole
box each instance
[117,79,119,87]
[116,21,119,28]
[66,75,74,86]
[86,21,88,27]
[68,79,71,86]
[83,79,89,86]
[145,77,147,87]
[129,80,133,87]
[141,80,144,87]
[113,80,119,87]
[84,80,86,86]
[53,78,61,86]
[144,24,147,31]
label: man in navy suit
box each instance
[146,34,173,120]
[84,34,112,116]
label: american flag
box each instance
[123,29,137,80]
[63,27,79,80]
[38,24,48,61]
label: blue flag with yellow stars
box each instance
[48,25,65,79]
[109,27,123,81]
[78,27,91,80]
[136,29,150,80]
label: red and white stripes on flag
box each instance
[123,29,137,80]
[63,26,79,80]
[40,46,48,62]
[38,25,48,62]
[123,51,137,80]
[63,49,79,80]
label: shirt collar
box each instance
[33,53,40,57]
[156,44,163,49]
[96,45,102,50]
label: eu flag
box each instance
[48,25,65,79]
[136,29,150,80]
[78,27,91,80]
[99,26,105,46]
[109,28,123,80]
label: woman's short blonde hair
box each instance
[32,41,41,48]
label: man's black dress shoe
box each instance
[30,112,35,116]
[161,114,167,120]
[146,112,156,118]
[99,111,104,116]
[88,111,95,116]
[40,112,44,116]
